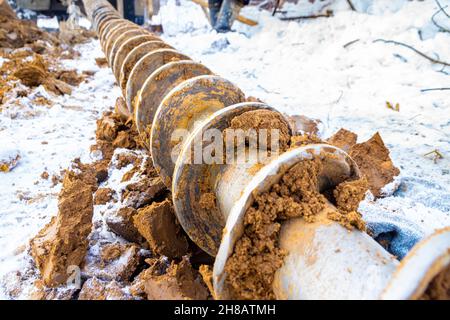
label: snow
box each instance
[37,16,59,30]
[0,40,120,299]
[0,0,449,298]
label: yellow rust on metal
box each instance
[119,41,172,94]
[108,29,152,70]
[135,61,213,133]
[151,76,245,189]
[112,35,161,79]
[125,49,191,111]
[100,20,132,48]
[105,26,146,63]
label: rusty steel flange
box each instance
[135,61,213,134]
[112,35,162,79]
[125,49,191,111]
[104,26,145,61]
[108,31,158,72]
[119,41,173,93]
[150,75,246,188]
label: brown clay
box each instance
[225,155,368,299]
[349,132,400,197]
[78,277,132,300]
[420,264,450,300]
[83,243,141,282]
[94,188,115,205]
[290,133,323,148]
[286,114,321,135]
[327,128,358,153]
[228,109,291,152]
[133,199,189,259]
[122,176,166,209]
[30,167,94,287]
[132,257,209,300]
[106,206,145,244]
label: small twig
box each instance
[347,0,356,11]
[421,87,450,92]
[280,10,333,21]
[424,149,444,163]
[436,0,450,18]
[343,39,360,48]
[272,0,280,16]
[373,39,450,67]
[431,4,450,33]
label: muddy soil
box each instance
[420,264,450,300]
[227,109,291,152]
[30,163,95,287]
[133,199,189,259]
[225,155,368,299]
[130,257,210,300]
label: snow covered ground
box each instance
[0,0,449,298]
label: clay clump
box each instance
[78,277,132,300]
[349,132,400,197]
[94,188,115,205]
[420,264,450,300]
[133,199,189,259]
[30,166,94,287]
[132,257,209,300]
[228,109,291,152]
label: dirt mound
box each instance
[327,130,400,197]
[95,110,138,150]
[133,199,189,259]
[0,14,58,49]
[30,164,94,287]
[131,257,209,300]
[349,132,400,197]
[0,1,15,19]
[12,55,73,95]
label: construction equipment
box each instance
[82,0,450,300]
